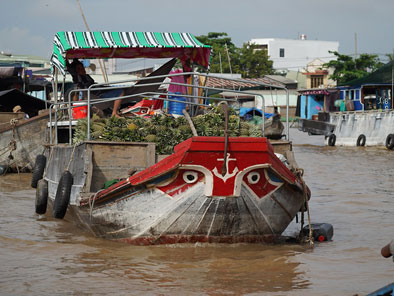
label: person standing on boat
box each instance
[66,59,123,117]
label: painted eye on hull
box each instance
[183,171,198,184]
[247,172,260,184]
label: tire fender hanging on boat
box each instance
[35,179,48,215]
[53,170,73,219]
[356,134,366,147]
[328,134,336,146]
[0,164,9,175]
[386,134,394,150]
[31,154,46,188]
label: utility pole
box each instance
[354,33,358,59]
[219,52,223,74]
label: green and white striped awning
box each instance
[51,31,211,75]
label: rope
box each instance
[42,147,54,179]
[0,146,11,157]
[88,189,104,220]
[1,118,20,174]
[65,144,77,171]
[296,168,314,247]
[10,118,19,126]
[302,179,314,247]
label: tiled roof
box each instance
[205,76,284,90]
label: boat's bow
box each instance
[78,137,309,244]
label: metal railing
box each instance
[48,72,290,145]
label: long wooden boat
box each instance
[35,31,310,245]
[43,136,309,245]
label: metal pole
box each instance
[49,72,55,144]
[54,68,58,144]
[68,89,73,145]
[87,87,91,140]
[391,62,394,109]
[262,96,265,137]
[286,89,290,140]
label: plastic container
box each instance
[168,95,186,115]
[72,103,88,119]
[302,223,334,242]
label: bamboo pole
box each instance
[76,0,108,82]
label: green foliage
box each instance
[196,32,238,74]
[386,49,394,62]
[238,43,274,78]
[323,51,383,85]
[195,32,273,78]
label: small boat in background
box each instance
[0,88,49,172]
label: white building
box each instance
[250,36,339,72]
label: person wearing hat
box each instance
[13,105,29,119]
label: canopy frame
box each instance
[50,31,211,75]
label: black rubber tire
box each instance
[356,134,366,147]
[53,170,73,219]
[35,179,48,215]
[0,165,8,175]
[328,134,336,146]
[31,154,46,188]
[386,134,394,150]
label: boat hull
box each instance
[329,110,394,146]
[0,111,49,172]
[64,181,304,245]
[44,137,308,245]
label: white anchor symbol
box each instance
[212,153,239,182]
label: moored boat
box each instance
[43,136,309,245]
[0,89,49,172]
[35,31,311,245]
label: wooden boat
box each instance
[0,89,48,172]
[264,113,284,139]
[43,137,309,245]
[36,31,310,245]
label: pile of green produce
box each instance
[73,106,263,155]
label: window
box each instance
[279,48,285,57]
[311,75,324,88]
[256,44,268,50]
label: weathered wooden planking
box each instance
[0,111,49,171]
[87,141,155,192]
[269,140,292,155]
[0,112,25,125]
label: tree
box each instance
[323,51,383,84]
[385,49,394,62]
[195,32,238,74]
[238,43,273,78]
[195,32,273,77]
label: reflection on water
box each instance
[0,129,393,295]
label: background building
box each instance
[250,35,339,72]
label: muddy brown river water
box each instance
[0,129,393,295]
